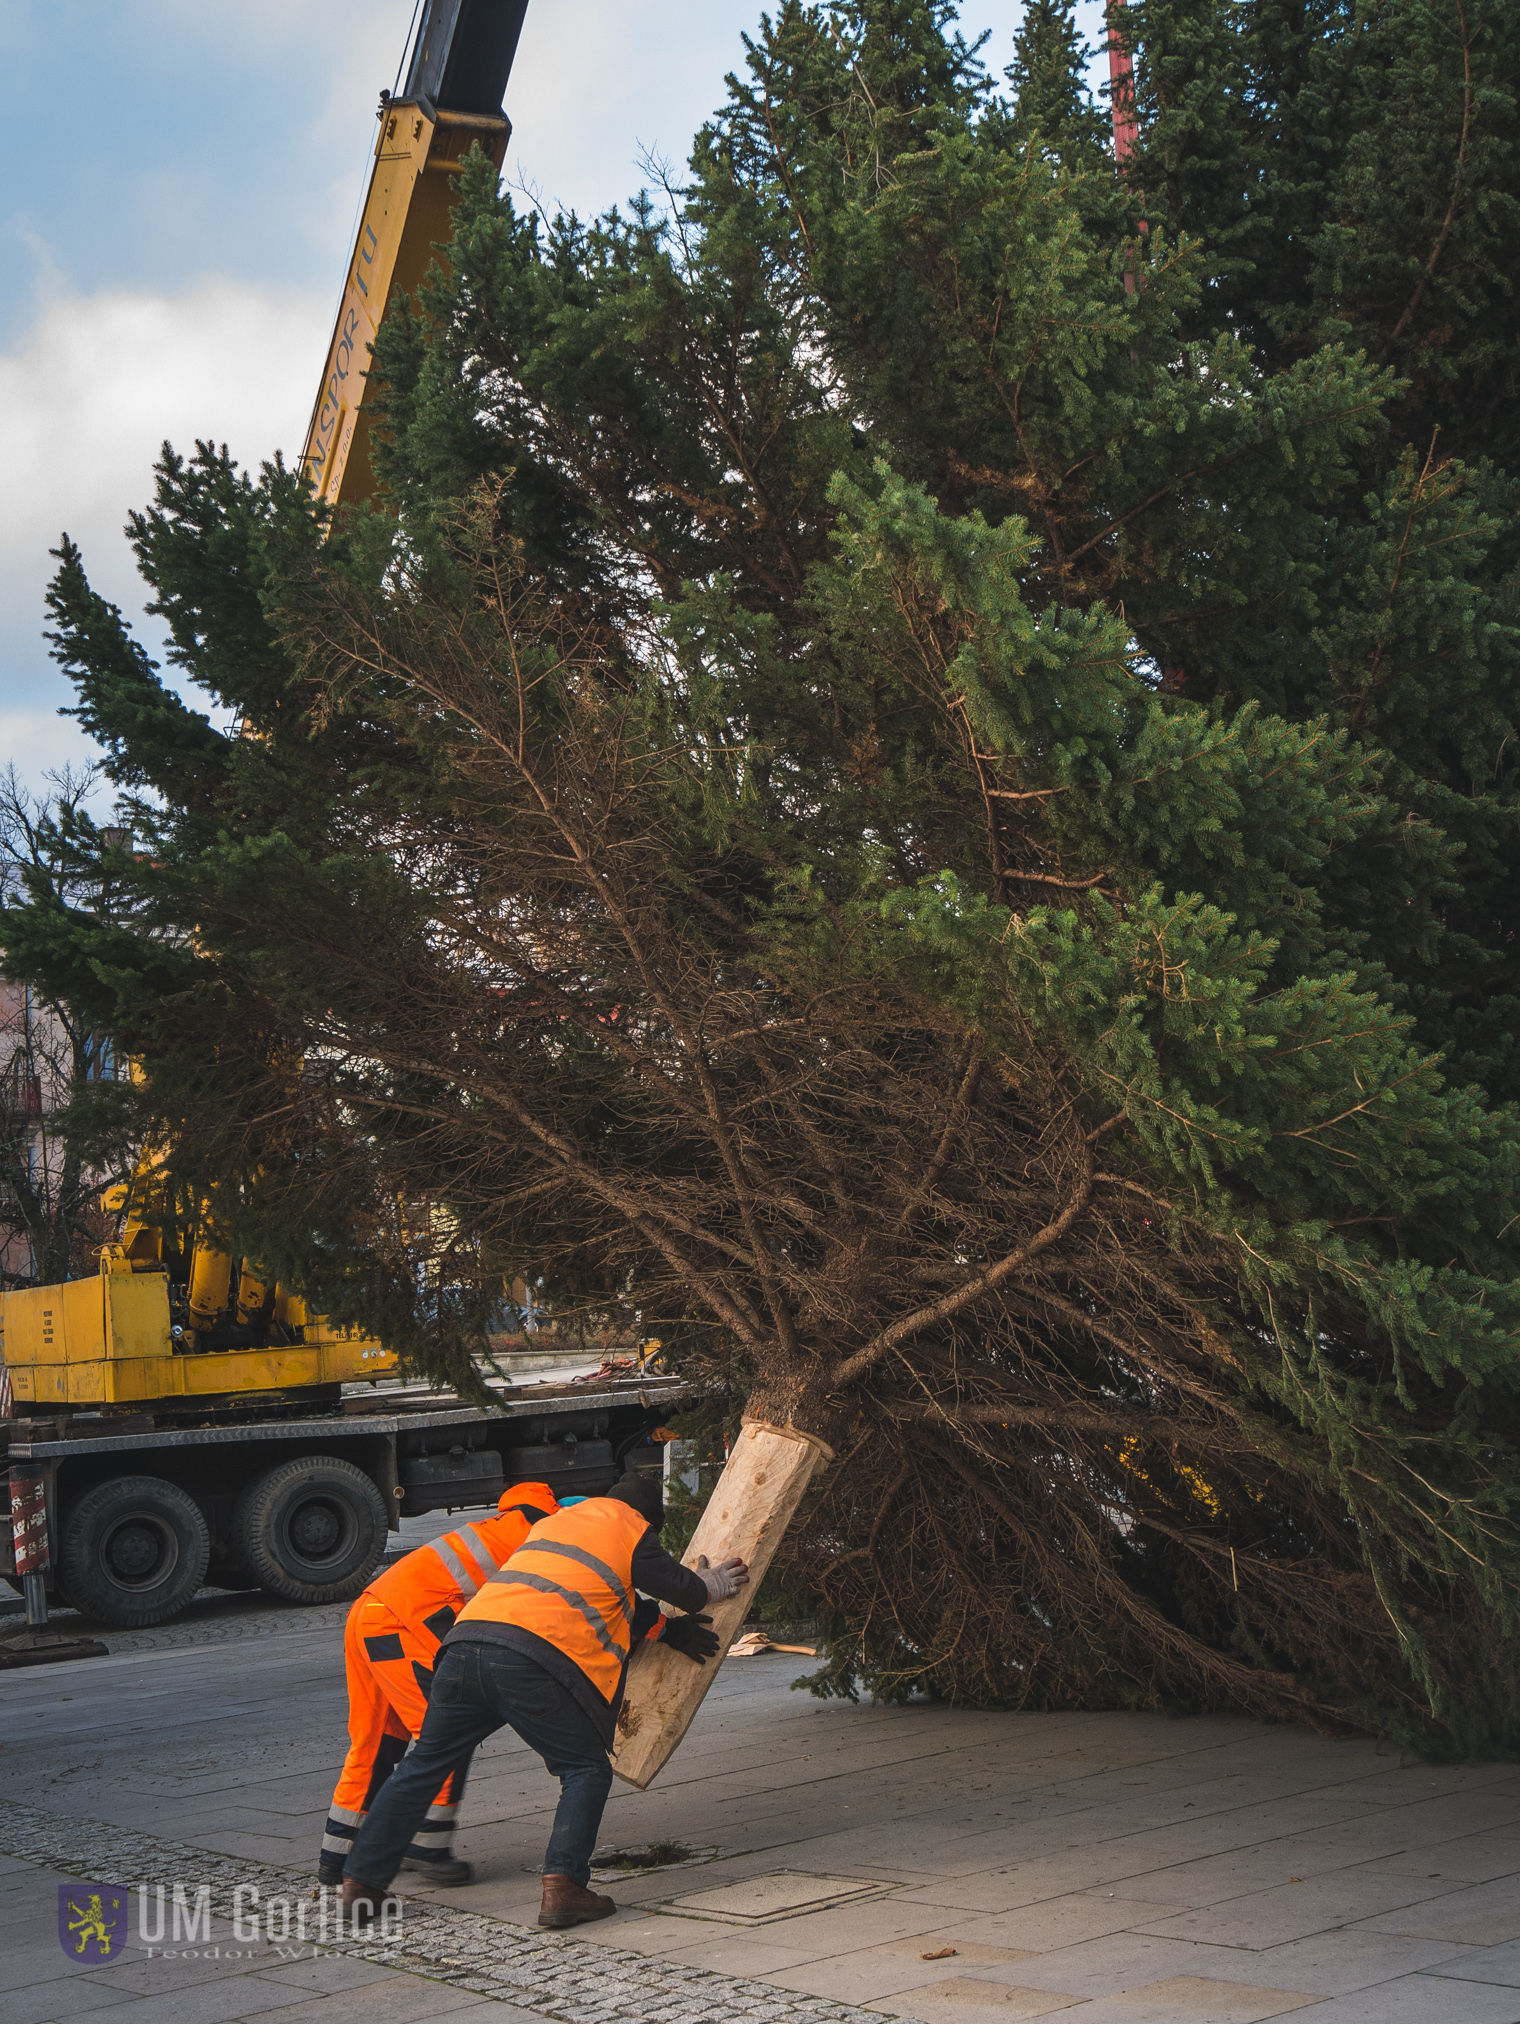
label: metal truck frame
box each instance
[1,1370,686,1632]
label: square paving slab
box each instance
[865,1977,1084,2019]
[1105,1975,1318,2019]
[659,1867,898,1923]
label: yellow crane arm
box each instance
[301,0,530,514]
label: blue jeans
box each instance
[343,1640,614,1890]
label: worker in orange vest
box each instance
[339,1471,748,1928]
[319,1480,561,1887]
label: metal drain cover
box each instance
[659,1869,895,1925]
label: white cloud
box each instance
[0,278,329,607]
[0,279,331,793]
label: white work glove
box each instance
[696,1553,750,1603]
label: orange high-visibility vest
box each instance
[451,1496,649,1704]
[364,1483,559,1639]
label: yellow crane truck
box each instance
[0,0,685,1635]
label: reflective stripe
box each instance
[450,1497,644,1704]
[493,1570,628,1659]
[507,1538,633,1615]
[458,1522,508,1575]
[322,1809,362,1859]
[426,1534,485,1595]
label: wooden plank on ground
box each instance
[611,1417,831,1789]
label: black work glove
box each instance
[660,1612,720,1664]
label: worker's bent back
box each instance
[453,1497,650,1703]
[366,1484,557,1633]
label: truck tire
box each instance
[59,1476,211,1628]
[233,1456,387,1605]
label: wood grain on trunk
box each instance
[611,1417,832,1789]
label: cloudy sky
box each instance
[1,0,1106,799]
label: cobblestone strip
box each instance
[0,1800,883,2024]
[0,1594,355,1655]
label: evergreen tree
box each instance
[1116,0,1520,1100]
[1121,0,1520,450]
[7,0,1520,1748]
[1004,0,1109,165]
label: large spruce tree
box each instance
[9,0,1520,1748]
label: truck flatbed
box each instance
[3,1373,687,1460]
[2,1369,689,1629]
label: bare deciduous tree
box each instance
[0,767,131,1288]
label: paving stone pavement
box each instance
[0,1801,883,2024]
[5,1581,1520,2024]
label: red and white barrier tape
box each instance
[9,1467,48,1577]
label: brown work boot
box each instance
[340,1875,400,1924]
[538,1873,616,1928]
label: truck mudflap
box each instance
[0,1460,110,1667]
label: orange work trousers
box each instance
[320,1594,469,1877]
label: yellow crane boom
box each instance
[303,0,530,513]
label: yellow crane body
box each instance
[2,1265,393,1411]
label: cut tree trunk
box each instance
[611,1417,833,1789]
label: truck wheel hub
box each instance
[289,1500,342,1558]
[104,1517,176,1588]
